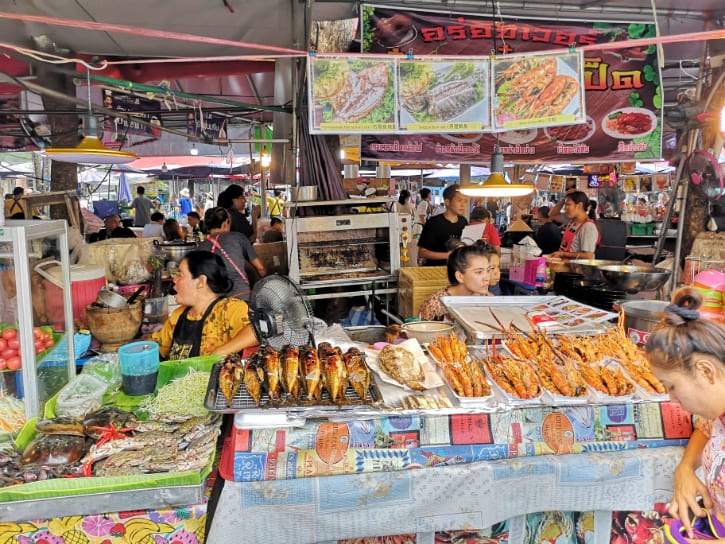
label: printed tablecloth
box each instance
[208,445,683,544]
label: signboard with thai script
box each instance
[360,6,662,163]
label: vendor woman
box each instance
[419,241,492,321]
[549,191,600,260]
[152,250,257,360]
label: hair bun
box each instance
[664,303,699,323]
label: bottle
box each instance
[542,267,554,291]
[535,258,546,287]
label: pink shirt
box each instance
[701,416,725,514]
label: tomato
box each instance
[43,338,55,349]
[1,328,17,340]
[0,348,15,360]
[35,340,45,354]
[40,332,51,342]
[0,358,6,370]
[33,327,43,339]
[0,338,6,352]
[7,338,20,351]
[6,356,21,371]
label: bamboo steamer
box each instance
[85,300,143,352]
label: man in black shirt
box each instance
[417,184,469,266]
[89,214,137,242]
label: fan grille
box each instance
[249,274,314,348]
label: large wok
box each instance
[598,265,672,293]
[154,240,198,264]
[568,259,621,282]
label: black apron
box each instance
[168,297,222,360]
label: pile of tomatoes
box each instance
[0,327,56,371]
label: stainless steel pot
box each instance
[290,186,318,202]
[154,240,198,264]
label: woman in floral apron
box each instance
[152,250,257,360]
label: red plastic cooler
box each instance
[35,261,107,327]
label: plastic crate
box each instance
[509,264,525,283]
[628,223,655,235]
[397,266,448,319]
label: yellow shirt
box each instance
[152,297,250,359]
[4,197,27,218]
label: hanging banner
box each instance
[308,55,398,133]
[186,112,228,141]
[399,58,491,132]
[492,51,585,130]
[361,6,662,163]
[101,89,163,142]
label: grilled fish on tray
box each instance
[218,354,244,407]
[210,344,377,410]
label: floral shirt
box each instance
[419,286,491,321]
[153,297,250,359]
[699,416,725,515]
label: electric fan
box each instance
[688,149,724,201]
[248,274,315,349]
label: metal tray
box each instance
[204,361,383,414]
[0,482,205,521]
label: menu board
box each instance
[492,52,585,131]
[360,6,663,162]
[398,58,491,133]
[308,55,398,134]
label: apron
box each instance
[559,220,599,252]
[168,297,222,360]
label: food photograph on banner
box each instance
[360,5,664,164]
[308,54,398,134]
[398,58,491,133]
[492,51,585,131]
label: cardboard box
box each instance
[253,241,288,275]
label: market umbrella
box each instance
[117,171,133,201]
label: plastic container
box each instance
[36,261,107,327]
[55,374,107,418]
[144,296,168,325]
[118,340,160,396]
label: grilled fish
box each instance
[343,347,370,400]
[260,345,282,402]
[379,345,425,391]
[243,355,263,406]
[320,345,348,403]
[300,345,322,401]
[280,345,301,399]
[218,355,244,407]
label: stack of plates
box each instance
[579,286,627,311]
[553,272,625,311]
[553,272,586,298]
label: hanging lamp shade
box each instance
[43,135,138,165]
[459,147,534,198]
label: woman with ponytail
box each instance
[645,287,725,536]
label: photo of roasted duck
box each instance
[378,344,425,391]
[344,347,372,400]
[218,354,244,407]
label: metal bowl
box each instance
[598,265,672,293]
[568,259,621,282]
[401,321,454,345]
[95,289,127,308]
[154,240,198,264]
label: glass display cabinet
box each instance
[0,220,75,421]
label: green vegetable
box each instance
[443,62,475,82]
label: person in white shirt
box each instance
[143,212,165,238]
